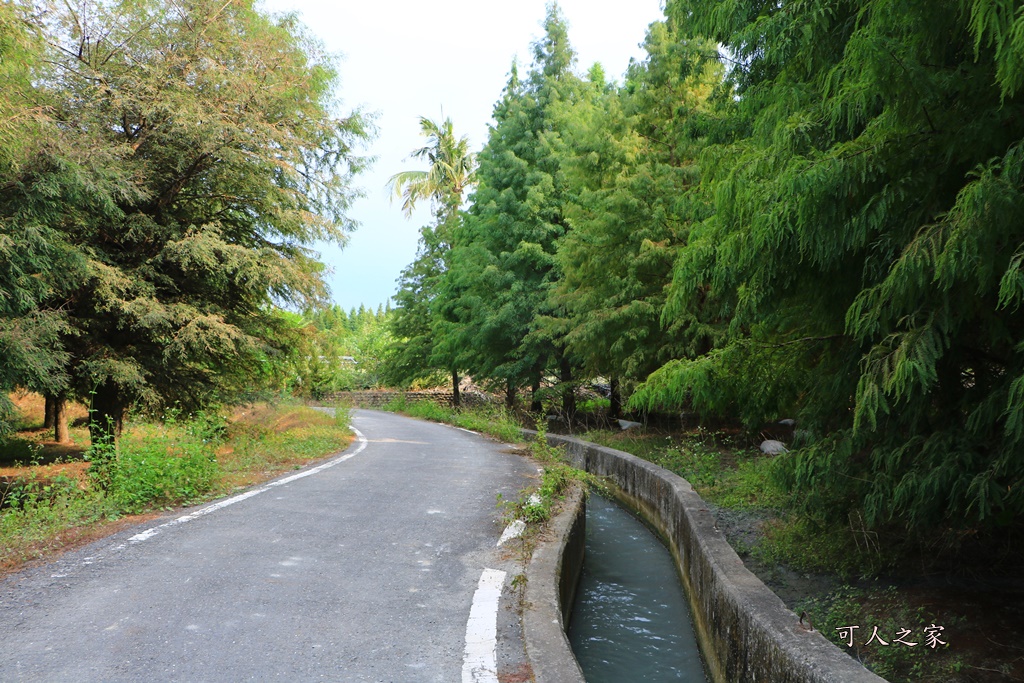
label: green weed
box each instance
[498,424,605,526]
[88,428,220,514]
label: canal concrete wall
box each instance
[533,431,887,683]
[523,483,587,683]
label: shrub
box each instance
[88,429,219,514]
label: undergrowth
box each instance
[0,401,352,572]
[797,585,960,681]
[382,396,523,443]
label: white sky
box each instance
[257,0,667,311]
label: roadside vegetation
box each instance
[0,394,352,576]
[380,396,524,444]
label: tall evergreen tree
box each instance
[552,21,722,414]
[443,3,586,413]
[632,0,1024,542]
[20,0,370,441]
[0,1,85,436]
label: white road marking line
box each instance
[125,427,368,545]
[462,568,506,683]
[455,427,479,435]
[497,519,526,547]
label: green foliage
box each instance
[0,475,113,558]
[87,423,220,514]
[386,116,476,219]
[0,0,371,441]
[438,4,586,400]
[281,305,395,396]
[554,20,722,386]
[610,0,1024,542]
[754,516,871,578]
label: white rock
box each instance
[760,439,788,455]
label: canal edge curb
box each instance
[522,482,587,683]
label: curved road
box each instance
[0,409,538,682]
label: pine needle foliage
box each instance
[628,0,1024,543]
[440,4,587,396]
[553,20,723,387]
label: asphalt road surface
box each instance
[0,409,537,682]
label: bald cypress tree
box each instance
[552,21,723,409]
[444,4,587,413]
[632,0,1024,543]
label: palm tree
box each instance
[386,116,476,220]
[387,116,476,406]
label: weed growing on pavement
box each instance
[498,424,604,527]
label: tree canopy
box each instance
[383,0,1024,554]
[0,0,370,439]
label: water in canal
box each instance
[568,494,709,682]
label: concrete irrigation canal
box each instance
[569,493,708,682]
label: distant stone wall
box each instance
[325,390,492,409]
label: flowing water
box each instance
[568,494,709,682]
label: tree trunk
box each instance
[505,380,517,411]
[452,370,461,409]
[89,381,127,445]
[609,376,621,420]
[43,394,56,430]
[560,356,576,423]
[530,373,542,414]
[53,394,70,444]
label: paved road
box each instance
[0,409,537,682]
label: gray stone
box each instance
[760,439,789,455]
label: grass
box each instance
[580,428,789,511]
[382,395,524,443]
[0,395,353,575]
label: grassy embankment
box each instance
[0,394,352,576]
